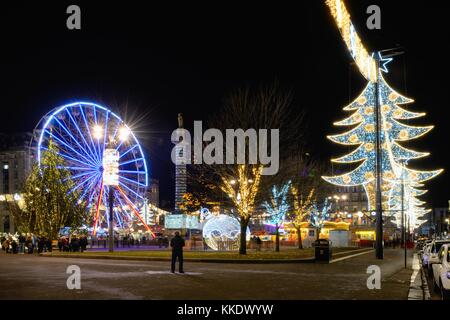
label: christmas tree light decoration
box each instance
[323,0,443,227]
[388,167,432,233]
[375,52,393,74]
[323,72,442,212]
[325,0,377,82]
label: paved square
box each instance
[0,249,413,299]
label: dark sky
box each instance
[0,1,449,208]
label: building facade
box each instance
[419,207,449,238]
[333,185,368,213]
[174,114,187,212]
[146,178,160,208]
[0,133,32,234]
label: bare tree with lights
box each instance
[219,164,263,254]
[262,181,291,252]
[310,199,332,241]
[193,83,304,255]
[284,153,330,249]
[290,188,314,249]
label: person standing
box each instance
[170,231,185,273]
[25,235,33,254]
[32,234,37,253]
[37,236,44,254]
[46,237,52,252]
[58,237,63,252]
[2,238,10,253]
[80,235,88,252]
[256,236,262,252]
[11,239,18,254]
[18,233,26,254]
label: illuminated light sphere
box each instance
[32,101,150,234]
[202,214,250,251]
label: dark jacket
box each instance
[170,235,185,252]
[80,236,87,245]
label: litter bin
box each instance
[314,239,332,263]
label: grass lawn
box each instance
[51,247,365,260]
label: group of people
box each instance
[1,233,52,254]
[57,235,88,252]
[121,233,148,246]
[157,235,170,248]
[384,237,401,248]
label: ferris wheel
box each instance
[32,101,153,236]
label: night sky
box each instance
[0,1,448,208]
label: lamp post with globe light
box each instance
[93,125,131,252]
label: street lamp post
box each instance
[374,53,384,260]
[103,148,119,253]
[328,195,346,221]
[108,187,114,252]
[401,163,406,268]
[97,125,130,253]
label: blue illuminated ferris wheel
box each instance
[32,101,152,235]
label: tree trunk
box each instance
[297,227,303,249]
[275,224,280,252]
[239,218,249,255]
[316,228,320,241]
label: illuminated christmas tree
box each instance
[323,75,442,211]
[388,169,431,232]
[323,0,442,224]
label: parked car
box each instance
[421,241,433,268]
[417,239,430,251]
[432,244,450,300]
[427,240,450,277]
